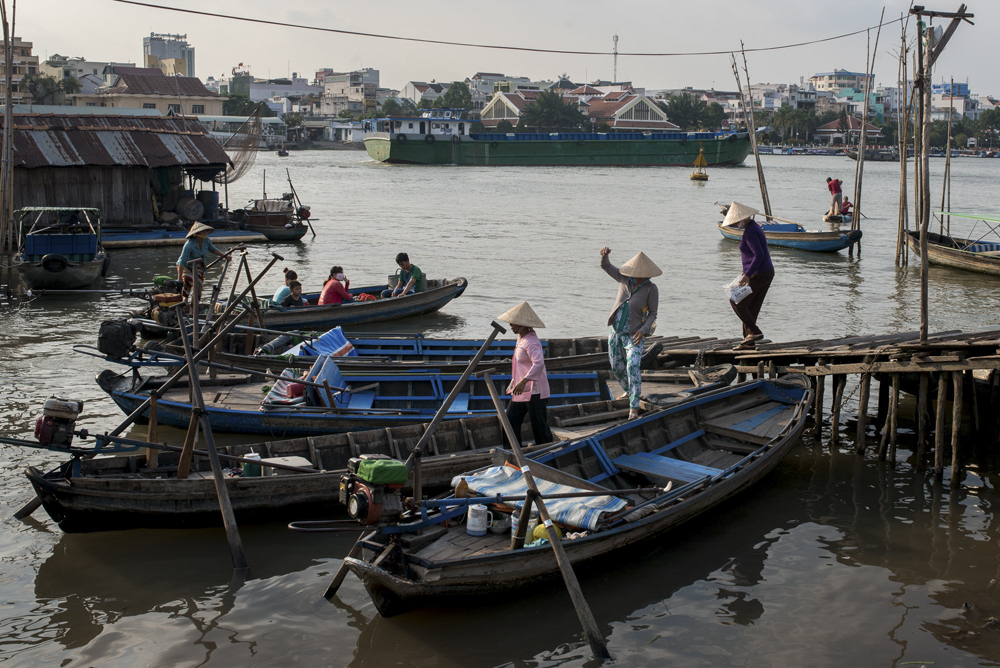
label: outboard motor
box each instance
[35,397,84,447]
[339,454,408,525]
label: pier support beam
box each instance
[856,363,872,454]
[934,372,948,481]
[950,371,963,488]
[830,375,846,447]
[916,374,930,471]
[875,373,890,434]
[812,359,826,435]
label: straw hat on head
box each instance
[497,301,546,329]
[619,252,662,278]
[721,201,759,228]
[186,222,215,238]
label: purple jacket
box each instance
[739,221,774,276]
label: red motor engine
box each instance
[339,454,408,525]
[35,397,84,447]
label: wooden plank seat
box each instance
[701,401,796,445]
[446,392,470,413]
[613,451,722,483]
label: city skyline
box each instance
[18,0,997,96]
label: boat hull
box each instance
[14,253,107,289]
[365,133,752,167]
[719,223,862,252]
[244,223,309,242]
[906,231,1000,276]
[101,227,267,248]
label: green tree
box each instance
[399,98,419,115]
[954,133,968,149]
[520,89,584,132]
[22,73,78,104]
[596,122,611,133]
[664,93,707,130]
[222,94,274,117]
[879,119,897,147]
[494,119,514,133]
[283,112,303,128]
[702,102,727,131]
[337,109,355,119]
[418,98,433,110]
[435,81,473,110]
[381,99,403,117]
[837,108,849,134]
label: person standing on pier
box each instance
[175,222,227,307]
[497,302,553,447]
[600,247,660,420]
[722,202,774,351]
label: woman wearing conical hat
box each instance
[497,302,553,447]
[721,202,774,350]
[599,248,660,419]
[175,222,228,306]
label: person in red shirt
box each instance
[826,177,843,216]
[840,196,853,217]
[318,266,353,305]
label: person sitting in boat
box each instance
[381,253,425,298]
[279,281,309,307]
[272,268,298,305]
[826,177,844,217]
[175,222,228,306]
[497,302,553,447]
[840,197,853,217]
[318,266,353,305]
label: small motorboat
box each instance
[12,207,110,290]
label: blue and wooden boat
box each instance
[906,213,1000,276]
[96,357,612,437]
[20,397,636,533]
[12,207,110,290]
[718,221,862,252]
[338,375,812,616]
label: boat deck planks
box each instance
[415,528,510,563]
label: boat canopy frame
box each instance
[14,207,104,251]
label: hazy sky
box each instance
[19,0,996,95]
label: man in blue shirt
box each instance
[176,222,228,306]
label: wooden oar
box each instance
[480,368,611,661]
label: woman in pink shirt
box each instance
[498,302,553,447]
[318,265,353,305]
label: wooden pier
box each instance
[650,330,1000,485]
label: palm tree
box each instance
[521,90,584,132]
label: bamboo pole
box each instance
[145,394,159,469]
[889,373,900,465]
[895,19,910,267]
[856,361,872,453]
[919,21,934,344]
[934,372,948,481]
[851,11,884,251]
[812,360,826,434]
[916,373,930,470]
[950,371,962,488]
[175,304,249,571]
[731,48,771,219]
[481,369,611,661]
[830,375,846,446]
[942,77,954,236]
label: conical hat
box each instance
[186,222,215,238]
[497,302,545,328]
[619,252,662,278]
[721,201,759,228]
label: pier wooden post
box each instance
[737,372,746,383]
[916,374,930,470]
[934,372,948,481]
[812,360,826,435]
[830,375,846,447]
[875,373,890,434]
[145,394,159,470]
[856,362,872,454]
[757,361,765,380]
[889,373,900,466]
[950,371,963,488]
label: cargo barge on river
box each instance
[364,111,752,167]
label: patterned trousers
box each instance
[609,329,643,408]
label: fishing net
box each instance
[214,104,264,185]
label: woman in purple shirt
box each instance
[497,301,553,447]
[722,202,774,351]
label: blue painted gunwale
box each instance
[718,222,863,252]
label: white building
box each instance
[143,33,195,78]
[249,76,323,103]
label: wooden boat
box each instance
[96,364,613,437]
[230,196,309,241]
[23,398,637,533]
[101,224,267,249]
[133,278,469,337]
[905,228,1000,276]
[719,221,862,253]
[12,207,110,290]
[845,147,899,162]
[339,375,811,616]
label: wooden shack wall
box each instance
[14,167,155,227]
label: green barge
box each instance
[365,130,753,167]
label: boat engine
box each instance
[297,206,311,220]
[339,454,408,525]
[35,397,84,448]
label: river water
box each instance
[1,151,999,667]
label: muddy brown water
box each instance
[1,152,998,666]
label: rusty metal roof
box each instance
[2,113,232,169]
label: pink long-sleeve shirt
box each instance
[507,331,550,402]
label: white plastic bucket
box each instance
[467,504,490,536]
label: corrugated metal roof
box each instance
[2,113,232,169]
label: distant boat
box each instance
[906,227,1000,276]
[845,147,899,162]
[277,146,289,157]
[13,207,109,290]
[720,221,861,253]
[229,196,309,241]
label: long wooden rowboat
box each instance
[719,222,862,253]
[905,230,1000,276]
[97,366,613,437]
[24,398,635,533]
[339,375,811,616]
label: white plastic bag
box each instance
[724,277,753,304]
